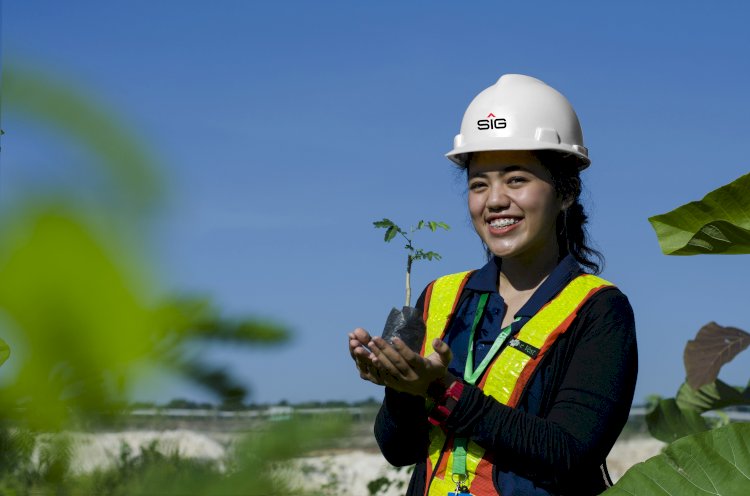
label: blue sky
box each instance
[3,1,750,405]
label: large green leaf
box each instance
[0,338,9,367]
[646,398,710,443]
[648,172,750,255]
[684,322,750,389]
[0,208,159,428]
[603,423,750,495]
[676,379,750,413]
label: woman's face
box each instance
[468,150,567,265]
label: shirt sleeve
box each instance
[443,288,638,487]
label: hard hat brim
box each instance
[446,139,590,170]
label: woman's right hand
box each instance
[348,327,386,386]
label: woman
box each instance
[349,74,637,495]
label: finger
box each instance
[371,337,413,378]
[350,330,377,358]
[362,363,386,385]
[354,356,383,384]
[432,338,453,366]
[351,327,372,344]
[391,337,423,368]
[350,336,370,354]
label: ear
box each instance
[559,176,580,211]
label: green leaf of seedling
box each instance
[417,220,425,230]
[648,172,750,255]
[413,250,442,262]
[384,226,398,242]
[437,222,450,230]
[428,221,437,232]
[0,338,9,367]
[425,251,442,261]
[373,218,395,229]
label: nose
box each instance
[486,183,511,211]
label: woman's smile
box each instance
[487,216,522,233]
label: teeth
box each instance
[490,218,520,228]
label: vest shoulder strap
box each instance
[482,273,614,406]
[422,270,473,356]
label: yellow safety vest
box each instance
[420,271,613,495]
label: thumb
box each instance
[432,338,452,366]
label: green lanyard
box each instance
[453,293,519,483]
[463,293,518,386]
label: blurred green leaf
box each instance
[437,222,450,230]
[0,61,312,495]
[428,221,437,232]
[0,207,158,427]
[0,338,9,367]
[683,321,750,389]
[417,220,424,230]
[157,297,289,344]
[675,379,750,413]
[177,361,248,406]
[648,172,750,255]
[645,398,710,443]
[603,423,750,495]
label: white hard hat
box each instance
[446,74,590,169]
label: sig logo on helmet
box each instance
[477,112,506,130]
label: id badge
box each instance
[448,492,473,496]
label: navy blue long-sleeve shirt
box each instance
[374,256,638,495]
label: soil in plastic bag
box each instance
[381,306,426,353]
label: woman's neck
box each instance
[498,252,560,294]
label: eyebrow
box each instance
[468,165,523,179]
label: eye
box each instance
[468,180,487,191]
[507,175,528,186]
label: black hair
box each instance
[465,151,605,275]
[538,151,604,275]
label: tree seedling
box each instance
[373,218,450,352]
[373,218,450,307]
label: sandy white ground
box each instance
[283,437,666,496]
[42,430,665,495]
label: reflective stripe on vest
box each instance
[421,271,473,356]
[422,273,613,496]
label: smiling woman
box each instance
[467,151,566,271]
[348,74,638,496]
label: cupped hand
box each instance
[368,336,453,397]
[348,327,386,386]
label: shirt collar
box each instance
[464,256,502,292]
[465,254,583,316]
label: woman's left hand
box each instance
[368,336,453,397]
